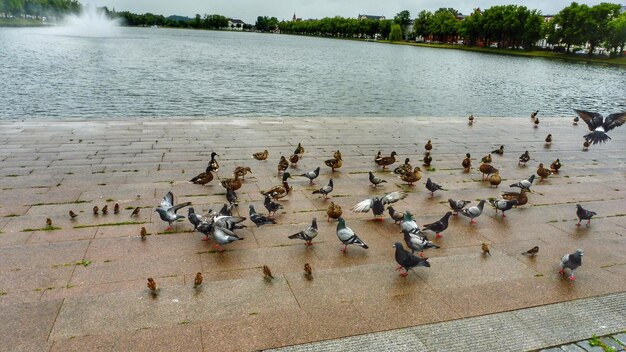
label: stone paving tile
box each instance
[0,299,63,352]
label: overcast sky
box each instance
[91,0,612,24]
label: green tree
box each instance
[413,10,432,40]
[459,8,483,45]
[394,10,411,39]
[549,2,590,52]
[606,12,626,55]
[584,2,621,55]
[429,8,460,43]
[389,23,402,41]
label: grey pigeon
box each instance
[264,195,283,216]
[336,217,368,253]
[288,217,318,246]
[510,175,535,190]
[393,242,430,277]
[400,211,421,235]
[312,179,333,198]
[489,199,518,218]
[448,199,471,215]
[154,191,191,230]
[226,188,238,206]
[576,204,597,227]
[300,167,321,184]
[249,205,276,227]
[559,249,583,280]
[403,230,439,256]
[461,200,486,224]
[422,212,452,238]
[197,220,243,251]
[187,207,204,230]
[352,191,408,218]
[574,109,626,144]
[219,203,233,216]
[369,172,387,187]
[213,214,247,231]
[387,206,404,224]
[425,178,443,197]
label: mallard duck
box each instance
[289,154,299,165]
[400,166,422,185]
[393,158,412,175]
[208,152,219,172]
[573,115,579,125]
[468,114,474,125]
[190,165,214,185]
[325,157,342,172]
[425,140,432,152]
[277,156,289,174]
[233,166,252,179]
[489,170,501,188]
[481,153,492,163]
[294,143,304,157]
[479,163,497,180]
[333,150,342,160]
[326,202,342,222]
[534,118,540,128]
[491,145,504,155]
[550,159,561,173]
[376,151,397,169]
[261,172,292,200]
[531,110,539,119]
[220,173,242,191]
[253,150,269,161]
[536,163,551,182]
[462,153,471,172]
[518,151,530,166]
[583,139,590,151]
[545,134,552,144]
[374,150,382,163]
[502,188,528,207]
[422,152,432,167]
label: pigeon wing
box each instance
[170,201,191,214]
[382,191,408,205]
[352,198,374,213]
[160,191,174,209]
[574,109,604,131]
[603,112,626,132]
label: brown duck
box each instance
[233,166,252,179]
[489,170,501,188]
[481,153,492,163]
[376,151,397,169]
[325,151,343,172]
[294,143,304,157]
[583,139,590,151]
[289,154,299,165]
[190,166,215,185]
[220,173,242,191]
[208,152,219,172]
[326,201,343,222]
[468,114,474,124]
[277,156,289,174]
[425,140,432,152]
[502,188,528,207]
[253,150,269,161]
[550,159,561,173]
[462,153,472,172]
[479,163,497,180]
[536,163,551,182]
[400,166,422,185]
[262,172,292,200]
[491,145,504,155]
[393,158,412,175]
[545,134,552,144]
[423,152,432,167]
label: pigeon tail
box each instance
[584,131,610,144]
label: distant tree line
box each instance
[0,0,80,18]
[278,17,393,39]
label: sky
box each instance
[91,0,614,24]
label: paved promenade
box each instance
[0,117,624,351]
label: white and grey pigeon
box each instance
[510,175,535,191]
[400,211,421,235]
[154,191,191,231]
[448,199,471,215]
[461,200,487,224]
[187,207,204,230]
[352,191,408,218]
[336,217,368,253]
[574,109,626,144]
[559,249,583,280]
[312,179,333,198]
[197,214,246,247]
[299,167,321,184]
[288,217,318,246]
[403,230,439,257]
[394,242,430,277]
[489,199,518,218]
[576,204,597,227]
[368,172,387,187]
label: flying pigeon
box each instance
[249,205,276,227]
[264,195,283,216]
[489,199,518,217]
[187,207,204,230]
[393,242,430,277]
[299,167,321,184]
[448,199,471,215]
[336,217,368,253]
[352,191,408,218]
[312,179,333,199]
[422,212,452,238]
[369,172,387,187]
[400,211,421,235]
[288,217,318,246]
[576,204,597,227]
[403,230,439,256]
[154,191,191,231]
[425,178,443,197]
[461,200,486,224]
[559,249,583,280]
[510,175,535,191]
[574,109,626,144]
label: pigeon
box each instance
[393,242,430,277]
[425,178,443,197]
[312,179,333,199]
[218,203,233,216]
[387,206,404,224]
[422,212,452,238]
[336,217,368,253]
[518,151,530,166]
[264,195,283,216]
[194,272,203,288]
[559,249,583,280]
[522,246,539,256]
[574,109,626,144]
[448,199,471,215]
[69,210,78,219]
[481,243,491,256]
[352,191,408,218]
[299,167,320,184]
[226,188,238,207]
[288,217,318,246]
[197,217,244,250]
[249,205,276,227]
[489,199,518,218]
[461,200,486,224]
[400,211,421,235]
[187,207,204,230]
[403,230,439,256]
[510,175,535,191]
[154,192,191,231]
[576,204,597,227]
[369,172,387,187]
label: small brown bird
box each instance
[479,163,497,180]
[294,143,305,157]
[46,218,52,227]
[147,278,158,294]
[491,145,504,155]
[93,206,99,215]
[534,118,539,128]
[101,205,108,215]
[277,156,289,174]
[545,134,552,144]
[326,201,342,222]
[481,243,491,256]
[234,166,252,179]
[531,110,539,119]
[462,153,471,172]
[194,272,203,288]
[262,265,274,280]
[289,154,299,165]
[304,263,313,280]
[468,114,474,124]
[481,153,492,163]
[522,246,539,256]
[489,170,501,188]
[253,150,269,161]
[140,227,147,240]
[131,207,140,217]
[550,159,561,173]
[69,210,78,219]
[114,203,120,214]
[425,140,432,152]
[536,163,551,182]
[583,139,590,151]
[422,152,432,167]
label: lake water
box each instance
[0,26,624,119]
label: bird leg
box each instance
[212,244,225,252]
[586,220,591,227]
[470,219,476,224]
[576,220,581,227]
[396,265,403,271]
[399,270,409,277]
[201,236,210,242]
[306,241,313,246]
[435,233,441,239]
[419,251,425,257]
[569,274,576,281]
[502,213,506,218]
[340,245,348,253]
[558,268,564,275]
[165,225,173,231]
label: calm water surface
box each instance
[0,27,624,119]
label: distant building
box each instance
[228,19,245,30]
[358,14,386,20]
[292,13,302,22]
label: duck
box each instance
[277,156,289,174]
[531,110,539,119]
[462,153,471,172]
[376,151,397,169]
[208,152,219,172]
[374,150,382,163]
[220,173,242,191]
[326,202,342,222]
[425,140,433,152]
[491,145,504,155]
[422,152,432,167]
[468,114,474,125]
[189,165,215,185]
[573,115,579,125]
[583,139,590,151]
[393,158,412,175]
[233,166,252,179]
[325,154,343,172]
[261,172,292,200]
[534,118,540,128]
[536,163,551,182]
[289,154,299,165]
[481,153,492,163]
[545,134,552,144]
[333,150,342,160]
[294,143,305,157]
[253,150,269,161]
[502,188,529,207]
[550,159,561,173]
[518,151,530,166]
[479,163,497,180]
[489,170,501,188]
[400,166,422,186]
